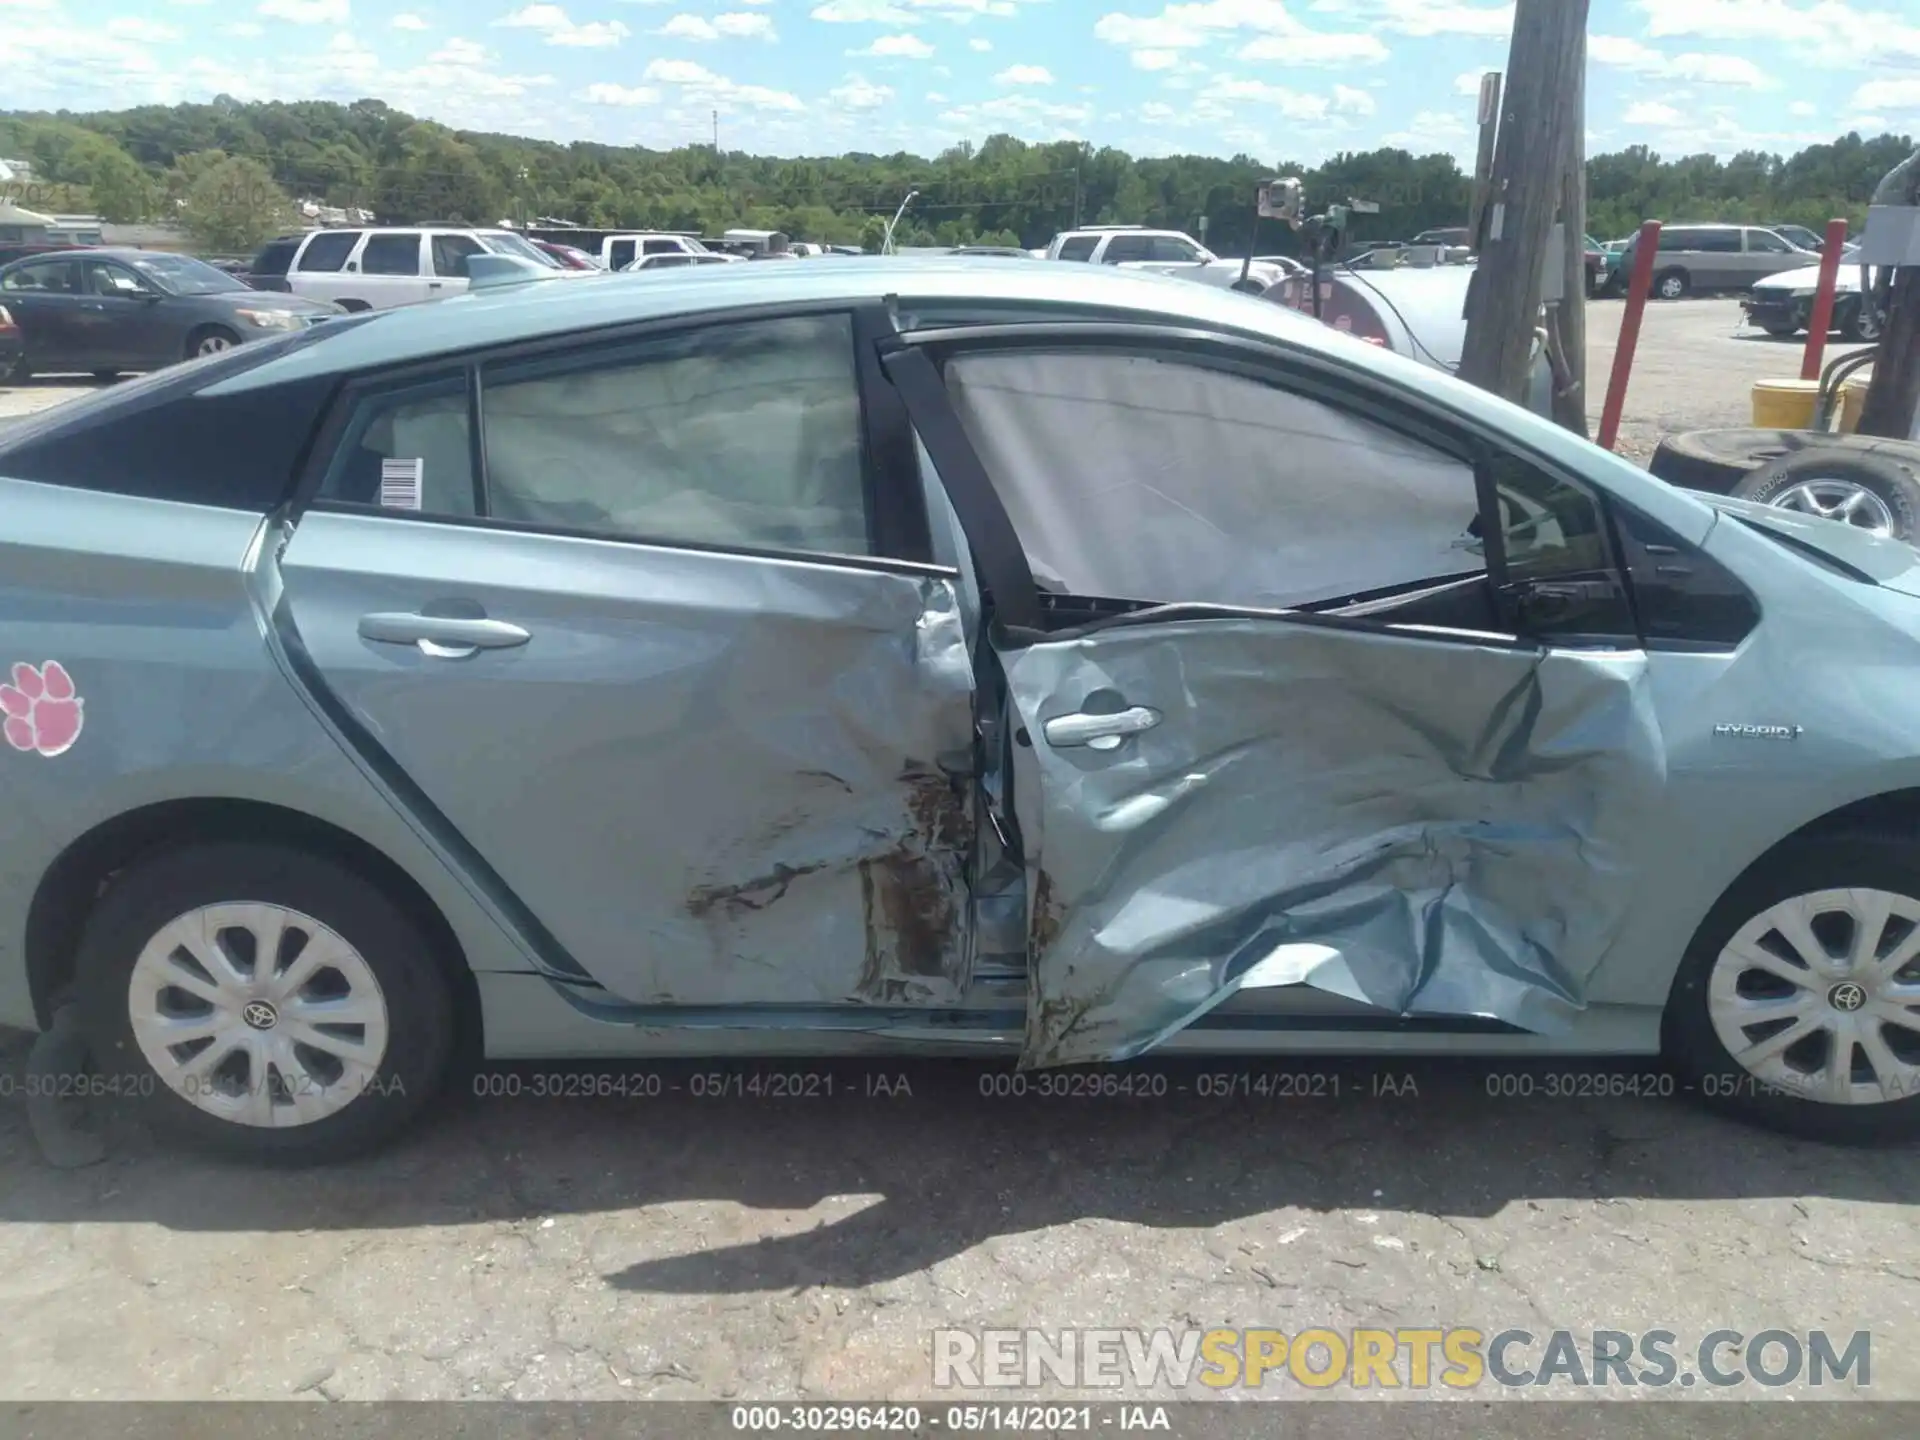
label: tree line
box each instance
[1,95,1913,257]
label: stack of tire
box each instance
[1650,429,1920,542]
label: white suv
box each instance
[1045,226,1292,294]
[246,227,566,312]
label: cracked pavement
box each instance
[0,1041,1914,1402]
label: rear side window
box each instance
[360,234,421,276]
[1694,230,1742,253]
[642,238,681,255]
[1657,229,1699,252]
[318,373,478,517]
[250,238,299,277]
[1055,235,1098,261]
[1100,235,1153,264]
[297,231,359,273]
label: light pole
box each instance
[882,189,918,255]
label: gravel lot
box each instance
[0,298,1913,1410]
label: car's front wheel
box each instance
[1666,834,1920,1142]
[77,841,456,1163]
[185,326,239,360]
[1654,268,1690,300]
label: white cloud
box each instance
[433,37,491,65]
[1589,35,1666,72]
[851,32,934,57]
[1094,1,1387,69]
[1669,52,1771,86]
[1195,74,1331,121]
[1634,0,1920,69]
[497,4,631,46]
[1624,100,1684,125]
[662,11,775,39]
[969,36,991,50]
[827,75,895,108]
[106,16,182,40]
[583,82,660,104]
[643,56,804,109]
[1332,82,1374,114]
[936,91,1093,141]
[1133,48,1180,69]
[1854,77,1920,109]
[1592,35,1771,87]
[389,12,426,30]
[257,0,349,21]
[1789,99,1817,115]
[996,63,1054,84]
[811,0,1032,19]
[1238,32,1388,63]
[224,20,265,34]
[1453,69,1487,95]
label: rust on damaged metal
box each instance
[856,763,975,1001]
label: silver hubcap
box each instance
[1659,276,1683,298]
[1768,479,1896,537]
[127,902,390,1128]
[1857,307,1882,341]
[197,334,232,355]
[1709,888,1920,1105]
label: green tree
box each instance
[859,215,887,252]
[373,123,502,224]
[82,143,151,222]
[177,154,293,253]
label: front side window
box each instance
[942,349,1484,610]
[1694,230,1742,253]
[1055,235,1098,261]
[122,253,242,295]
[1100,235,1153,264]
[1486,453,1635,638]
[85,261,152,297]
[1746,229,1794,254]
[432,233,487,277]
[608,239,638,270]
[360,234,422,276]
[297,231,360,272]
[1149,236,1204,263]
[1657,229,1699,252]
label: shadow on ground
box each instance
[0,1040,1911,1296]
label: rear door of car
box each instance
[1742,227,1808,283]
[877,321,1665,1065]
[345,232,433,309]
[269,303,982,1011]
[0,257,87,371]
[286,230,363,306]
[428,232,487,299]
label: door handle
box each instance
[1042,705,1161,751]
[427,281,443,289]
[358,612,531,660]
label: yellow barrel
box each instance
[1838,375,1871,433]
[1751,378,1822,429]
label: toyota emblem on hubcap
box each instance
[241,1000,279,1031]
[1828,982,1869,1014]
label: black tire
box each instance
[1650,428,1796,493]
[1733,448,1920,541]
[183,325,240,361]
[1230,279,1265,295]
[1838,295,1883,343]
[1758,319,1800,338]
[76,841,456,1164]
[7,358,30,384]
[1665,833,1920,1144]
[335,298,372,313]
[1653,267,1689,300]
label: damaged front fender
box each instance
[999,616,1666,1067]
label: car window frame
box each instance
[1099,235,1154,264]
[291,299,940,575]
[296,230,362,273]
[83,258,157,299]
[2,257,82,294]
[358,231,425,277]
[877,320,1645,650]
[430,232,488,278]
[1745,228,1794,254]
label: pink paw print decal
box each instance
[2,662,84,758]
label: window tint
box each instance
[297,231,360,272]
[608,239,638,269]
[1100,235,1153,263]
[319,374,477,516]
[84,260,151,297]
[1657,228,1699,252]
[477,315,870,556]
[943,350,1482,609]
[1693,230,1742,253]
[642,238,681,255]
[250,238,299,277]
[1056,235,1098,261]
[2,259,78,293]
[360,234,422,276]
[642,254,694,268]
[1149,236,1202,263]
[432,233,487,277]
[1746,229,1794,254]
[1486,453,1635,638]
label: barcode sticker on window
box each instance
[380,458,423,511]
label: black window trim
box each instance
[290,298,943,579]
[296,229,363,273]
[881,319,1668,652]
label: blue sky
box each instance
[7,0,1920,163]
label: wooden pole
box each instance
[1859,268,1920,439]
[1458,0,1591,404]
[1468,72,1501,247]
[1549,28,1587,437]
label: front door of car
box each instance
[881,326,1667,1066]
[343,232,432,309]
[0,257,87,371]
[271,307,979,1010]
[79,258,174,369]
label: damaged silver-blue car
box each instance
[3,257,1920,1160]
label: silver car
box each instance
[4,259,1920,1161]
[1618,223,1821,298]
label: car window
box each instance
[642,255,693,268]
[1055,235,1098,261]
[1746,229,1794,254]
[1486,453,1636,638]
[251,238,300,277]
[942,348,1483,609]
[642,239,681,255]
[1148,236,1202,263]
[1100,235,1153,264]
[1693,230,1742,253]
[475,315,871,557]
[431,233,487,278]
[360,234,422,276]
[2,259,79,293]
[84,260,152,298]
[297,231,360,273]
[607,239,638,270]
[318,373,479,517]
[1657,228,1699,252]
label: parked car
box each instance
[950,246,1035,258]
[1614,224,1820,299]
[1764,223,1828,253]
[1741,247,1884,340]
[620,252,736,272]
[0,248,340,378]
[1411,227,1471,247]
[6,259,1920,1162]
[0,301,19,379]
[1047,226,1293,293]
[246,226,566,312]
[531,240,602,271]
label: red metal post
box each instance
[1798,217,1851,380]
[1597,219,1662,452]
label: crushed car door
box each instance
[270,308,980,1009]
[881,325,1667,1067]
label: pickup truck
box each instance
[1044,227,1294,294]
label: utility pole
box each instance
[1549,27,1588,437]
[1458,0,1591,406]
[712,110,720,155]
[1467,72,1500,245]
[1858,147,1920,439]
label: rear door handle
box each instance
[358,612,531,660]
[1042,705,1161,751]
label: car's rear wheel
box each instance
[1666,834,1920,1142]
[1654,268,1689,300]
[1839,296,1884,343]
[1758,318,1800,338]
[76,841,455,1163]
[185,326,239,360]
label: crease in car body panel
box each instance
[266,508,980,1009]
[998,615,1667,1067]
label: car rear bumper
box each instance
[1741,293,1805,326]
